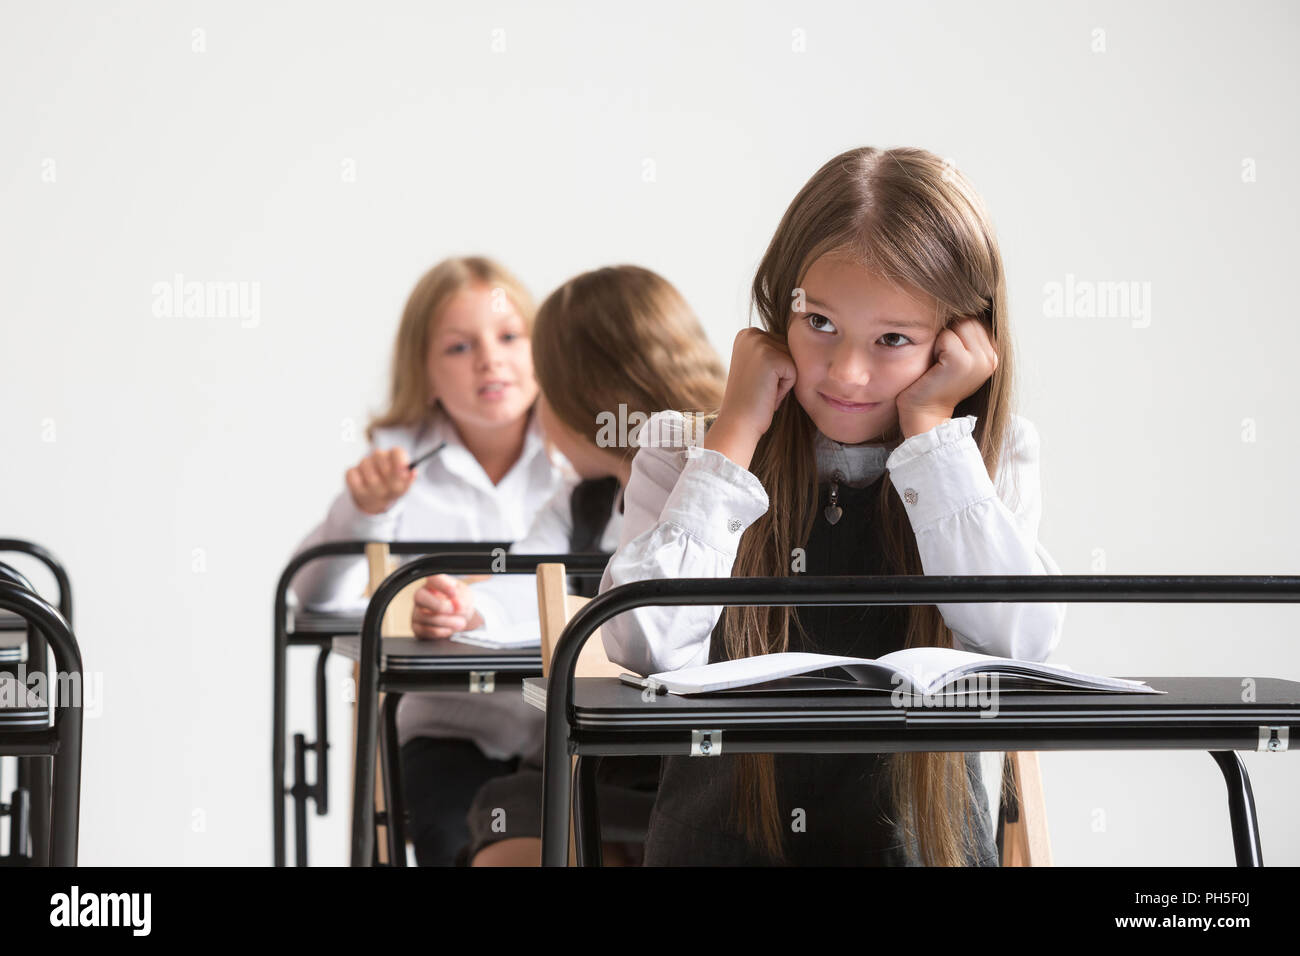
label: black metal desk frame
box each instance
[349,552,611,866]
[0,539,75,866]
[534,574,1300,866]
[272,540,510,866]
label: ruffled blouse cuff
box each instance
[885,415,977,468]
[885,415,997,531]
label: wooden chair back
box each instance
[534,563,627,865]
[353,542,454,863]
[999,750,1052,866]
[535,563,623,680]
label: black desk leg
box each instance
[24,626,51,866]
[49,687,82,866]
[540,713,571,866]
[314,645,331,816]
[350,635,381,866]
[284,644,336,868]
[17,757,51,866]
[273,630,287,866]
[7,785,30,859]
[573,755,603,867]
[292,735,309,867]
[380,692,407,866]
[1209,751,1263,867]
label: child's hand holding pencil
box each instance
[345,448,418,515]
[345,441,447,515]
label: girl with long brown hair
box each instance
[600,146,1068,866]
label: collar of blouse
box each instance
[814,429,893,488]
[410,405,553,492]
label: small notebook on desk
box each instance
[450,621,541,650]
[628,647,1162,697]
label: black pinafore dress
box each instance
[641,473,1000,866]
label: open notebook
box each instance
[628,647,1161,697]
[449,620,541,650]
[295,597,541,649]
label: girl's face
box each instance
[536,396,625,481]
[787,255,943,445]
[427,283,539,433]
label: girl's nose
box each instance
[826,346,872,388]
[475,337,506,368]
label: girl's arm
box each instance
[885,413,1067,662]
[598,411,769,676]
[290,430,413,609]
[289,485,403,610]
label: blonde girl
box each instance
[290,255,569,865]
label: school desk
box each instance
[529,574,1299,866]
[347,552,612,866]
[0,539,73,866]
[0,580,82,865]
[272,539,507,866]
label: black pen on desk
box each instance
[407,441,448,471]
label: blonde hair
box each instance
[366,256,537,442]
[531,265,726,457]
[728,146,1018,865]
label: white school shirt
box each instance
[413,478,623,762]
[599,410,1068,677]
[471,480,623,634]
[288,410,572,758]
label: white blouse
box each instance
[407,479,623,762]
[290,410,567,610]
[287,409,573,758]
[472,483,624,633]
[598,410,1067,677]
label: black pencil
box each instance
[407,441,448,471]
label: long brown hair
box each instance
[366,256,537,442]
[728,146,1019,865]
[531,265,726,454]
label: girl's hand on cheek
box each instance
[705,328,797,470]
[896,316,998,436]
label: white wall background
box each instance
[1,0,1297,866]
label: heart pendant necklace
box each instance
[824,470,843,525]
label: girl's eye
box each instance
[445,343,470,355]
[880,332,913,349]
[501,332,522,343]
[806,313,836,334]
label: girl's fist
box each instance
[345,447,417,516]
[896,316,998,424]
[411,574,483,639]
[712,329,790,447]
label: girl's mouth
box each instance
[819,391,880,413]
[478,381,514,401]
